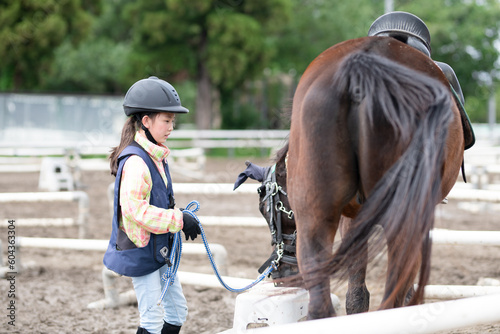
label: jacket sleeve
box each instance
[119,155,183,240]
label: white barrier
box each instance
[236,293,500,334]
[430,228,500,246]
[38,157,74,191]
[477,277,500,286]
[169,129,289,150]
[0,218,75,227]
[0,164,40,172]
[0,191,89,238]
[106,183,266,228]
[197,216,266,227]
[16,237,108,251]
[170,183,259,195]
[422,285,500,300]
[465,164,500,189]
[87,268,256,309]
[229,283,341,332]
[173,183,500,203]
[14,237,228,276]
[447,187,500,203]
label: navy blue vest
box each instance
[103,142,175,277]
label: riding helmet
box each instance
[368,11,432,57]
[123,76,189,116]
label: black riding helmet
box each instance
[368,11,432,57]
[123,76,189,115]
[123,76,188,144]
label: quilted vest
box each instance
[103,141,175,277]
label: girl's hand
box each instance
[181,212,201,241]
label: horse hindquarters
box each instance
[333,51,454,309]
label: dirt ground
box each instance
[0,156,499,334]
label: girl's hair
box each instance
[109,113,158,176]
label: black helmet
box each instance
[368,11,432,57]
[123,76,189,116]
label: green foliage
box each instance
[171,81,197,126]
[220,73,293,129]
[205,147,271,158]
[271,0,383,74]
[0,0,101,90]
[43,38,130,93]
[399,0,500,121]
[120,0,291,85]
[42,0,134,93]
[118,0,291,128]
[220,90,262,129]
[3,0,499,125]
[207,11,268,89]
[268,0,500,123]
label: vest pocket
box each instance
[153,233,174,264]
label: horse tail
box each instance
[326,51,453,307]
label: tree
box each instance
[270,0,383,75]
[0,0,101,90]
[42,0,131,93]
[270,0,500,123]
[120,0,291,129]
[43,38,130,93]
[399,0,500,122]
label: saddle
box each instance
[436,62,475,150]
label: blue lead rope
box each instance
[158,200,275,304]
[157,226,182,305]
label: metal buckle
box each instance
[276,201,294,219]
[272,242,284,269]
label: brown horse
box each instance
[285,35,467,320]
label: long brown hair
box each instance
[109,113,158,176]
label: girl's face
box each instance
[142,112,175,144]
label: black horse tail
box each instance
[325,51,452,307]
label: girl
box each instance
[104,76,201,334]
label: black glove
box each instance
[182,211,201,241]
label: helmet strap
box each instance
[142,124,158,145]
[136,114,158,145]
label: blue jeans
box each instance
[131,265,188,334]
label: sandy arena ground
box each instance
[0,156,499,334]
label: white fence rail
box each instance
[13,237,228,276]
[87,268,255,309]
[430,229,500,246]
[174,182,500,203]
[422,285,500,300]
[0,129,289,156]
[239,293,500,334]
[0,191,89,238]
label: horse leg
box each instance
[307,277,335,320]
[293,212,338,319]
[288,153,345,319]
[345,244,370,314]
[340,216,370,314]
